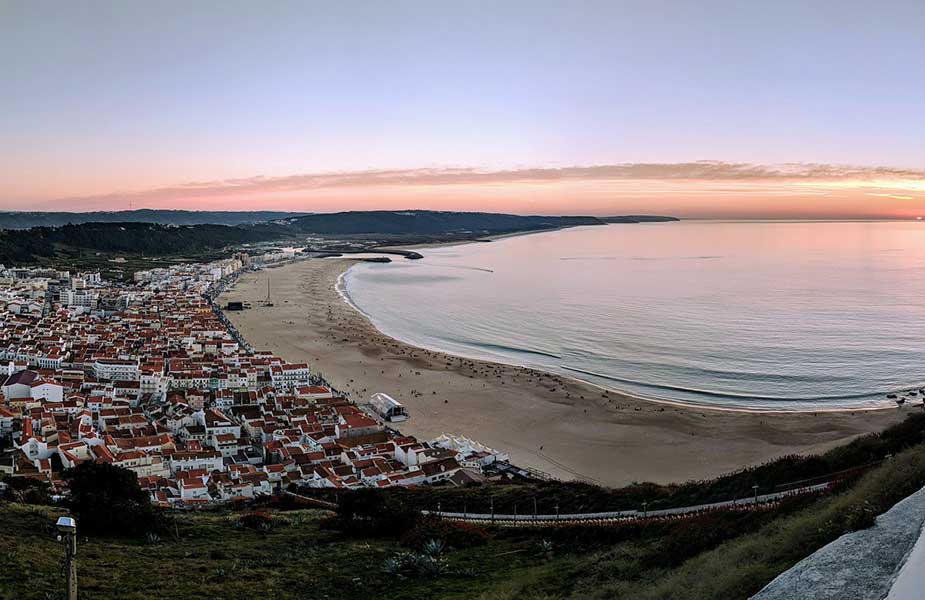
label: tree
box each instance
[63,462,161,536]
[334,488,418,537]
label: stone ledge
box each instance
[753,486,925,600]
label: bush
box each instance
[63,462,163,536]
[237,512,273,531]
[2,477,52,505]
[842,501,877,531]
[329,488,418,537]
[401,516,490,550]
[381,550,448,579]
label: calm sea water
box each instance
[340,221,925,410]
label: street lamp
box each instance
[56,516,77,600]
[752,484,759,505]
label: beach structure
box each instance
[262,277,273,307]
[431,433,510,468]
[368,392,409,422]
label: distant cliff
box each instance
[603,215,680,223]
[284,210,606,235]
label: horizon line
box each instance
[1,207,924,223]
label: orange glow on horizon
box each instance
[5,163,925,220]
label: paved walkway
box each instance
[753,486,925,600]
[426,482,832,526]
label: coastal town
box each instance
[0,252,512,506]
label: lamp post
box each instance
[753,484,759,505]
[642,501,648,519]
[56,516,77,600]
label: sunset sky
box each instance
[2,1,923,218]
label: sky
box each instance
[1,0,924,218]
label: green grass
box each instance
[3,417,925,599]
[0,505,544,600]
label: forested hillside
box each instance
[0,222,282,264]
[0,210,305,229]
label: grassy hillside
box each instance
[0,503,544,600]
[3,415,925,600]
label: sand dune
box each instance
[218,257,905,487]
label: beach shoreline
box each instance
[334,264,896,416]
[218,256,906,487]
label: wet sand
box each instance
[219,258,906,487]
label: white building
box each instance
[92,359,140,381]
[30,379,64,403]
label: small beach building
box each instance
[369,393,408,423]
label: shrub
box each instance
[237,512,273,530]
[401,516,490,550]
[842,501,877,531]
[381,550,448,579]
[2,477,52,505]
[422,538,445,557]
[331,488,418,537]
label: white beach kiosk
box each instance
[369,392,409,423]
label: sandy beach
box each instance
[218,257,906,488]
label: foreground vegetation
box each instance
[2,414,924,599]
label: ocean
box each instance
[339,221,925,410]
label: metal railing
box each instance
[423,482,835,527]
